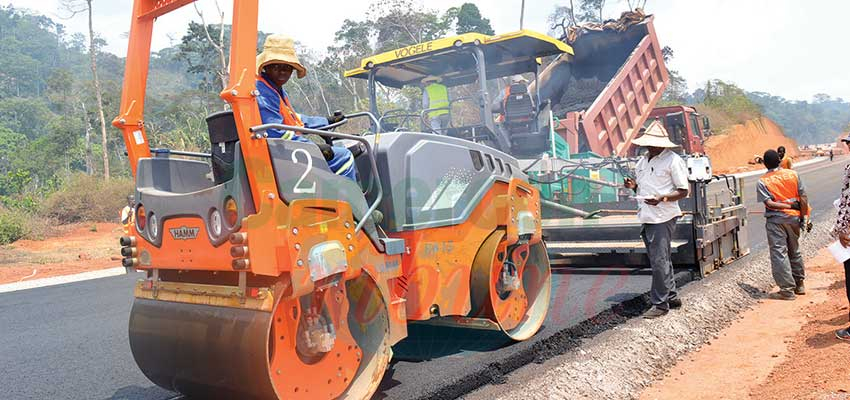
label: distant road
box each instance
[0,157,845,400]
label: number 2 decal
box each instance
[291,148,316,194]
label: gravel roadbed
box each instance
[488,210,838,400]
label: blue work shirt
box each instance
[256,73,328,139]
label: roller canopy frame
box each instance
[113,0,273,213]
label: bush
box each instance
[41,173,134,224]
[702,80,762,129]
[0,206,28,245]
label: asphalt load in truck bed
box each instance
[552,77,609,117]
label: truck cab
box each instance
[648,105,711,154]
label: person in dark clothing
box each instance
[833,134,850,341]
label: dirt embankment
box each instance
[704,116,801,174]
[0,222,123,284]
[641,248,850,400]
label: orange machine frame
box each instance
[116,0,546,347]
[113,0,273,214]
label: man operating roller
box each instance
[624,124,689,319]
[256,34,357,181]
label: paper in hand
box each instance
[828,241,850,263]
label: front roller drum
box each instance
[128,273,391,400]
[470,230,552,341]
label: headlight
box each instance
[149,213,158,239]
[210,209,223,237]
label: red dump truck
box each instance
[648,105,712,154]
[532,15,669,156]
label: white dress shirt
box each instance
[635,149,690,224]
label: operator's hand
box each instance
[644,195,661,206]
[623,177,637,190]
[316,143,334,161]
[800,216,812,233]
[326,114,345,124]
[840,233,850,248]
[789,201,802,211]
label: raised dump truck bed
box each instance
[535,15,668,157]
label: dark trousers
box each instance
[642,217,679,309]
[766,221,805,292]
[845,260,850,319]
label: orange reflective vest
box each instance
[258,77,303,135]
[780,156,793,169]
[759,168,809,217]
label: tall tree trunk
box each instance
[79,100,94,175]
[87,0,109,180]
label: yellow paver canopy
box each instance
[345,30,573,88]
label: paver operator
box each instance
[422,76,450,132]
[757,149,809,300]
[623,125,689,319]
[256,34,357,181]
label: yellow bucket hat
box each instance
[256,34,307,79]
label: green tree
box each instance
[450,3,495,35]
[178,21,233,93]
[0,97,53,139]
[369,0,452,52]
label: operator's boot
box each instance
[794,279,806,295]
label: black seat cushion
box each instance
[206,110,239,184]
[504,83,534,133]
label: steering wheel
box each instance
[319,117,348,132]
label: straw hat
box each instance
[631,120,677,148]
[256,34,307,79]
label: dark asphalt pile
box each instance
[552,77,608,116]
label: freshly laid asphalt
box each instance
[0,157,845,400]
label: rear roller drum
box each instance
[128,272,391,399]
[470,230,552,340]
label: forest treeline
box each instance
[0,1,846,243]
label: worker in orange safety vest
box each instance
[778,145,794,169]
[757,149,811,300]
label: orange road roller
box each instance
[114,1,551,399]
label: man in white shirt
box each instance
[624,124,690,318]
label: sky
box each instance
[6,0,850,102]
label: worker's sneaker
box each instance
[794,280,806,295]
[668,298,683,309]
[836,328,850,342]
[643,306,669,319]
[768,290,796,300]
